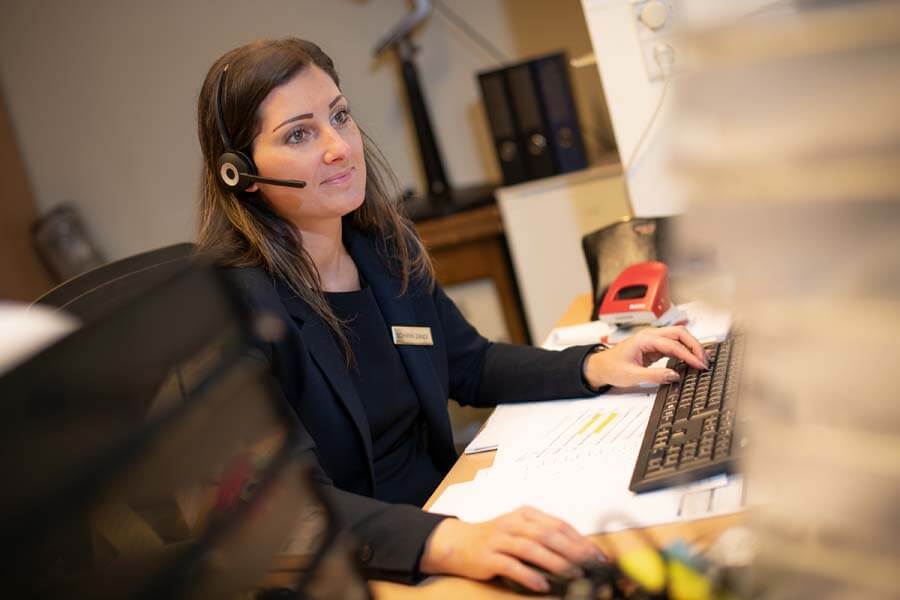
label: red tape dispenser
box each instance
[597,261,686,330]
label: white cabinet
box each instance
[496,163,631,344]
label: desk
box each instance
[371,294,743,599]
[415,204,529,346]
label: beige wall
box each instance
[0,0,610,261]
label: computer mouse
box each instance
[492,563,574,597]
[494,560,609,598]
[494,559,621,598]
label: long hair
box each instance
[196,38,433,359]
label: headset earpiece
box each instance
[217,150,255,191]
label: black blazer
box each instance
[227,226,599,582]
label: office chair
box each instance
[4,264,371,599]
[581,217,676,320]
[33,242,196,322]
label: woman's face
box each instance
[248,65,366,227]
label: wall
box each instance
[0,0,607,263]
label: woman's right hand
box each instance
[419,506,604,593]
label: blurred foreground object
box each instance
[0,264,370,599]
[34,242,195,323]
[0,302,77,376]
[669,1,900,598]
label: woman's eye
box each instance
[333,108,351,126]
[286,127,308,144]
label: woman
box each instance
[196,38,708,592]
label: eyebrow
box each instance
[271,95,346,132]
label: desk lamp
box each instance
[373,0,452,212]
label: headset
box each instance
[214,64,307,192]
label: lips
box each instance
[322,167,354,185]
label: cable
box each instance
[624,1,788,173]
[738,0,797,22]
[623,74,670,172]
[433,0,510,65]
[623,47,674,173]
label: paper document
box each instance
[490,392,655,473]
[434,391,746,534]
[542,320,614,351]
[464,394,605,455]
[541,301,732,350]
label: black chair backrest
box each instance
[33,242,196,322]
[581,217,677,319]
[3,264,362,599]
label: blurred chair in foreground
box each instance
[33,242,195,322]
[3,264,370,599]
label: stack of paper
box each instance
[541,301,732,351]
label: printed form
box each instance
[433,390,744,534]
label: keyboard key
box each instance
[647,465,677,479]
[674,405,691,423]
[689,409,712,422]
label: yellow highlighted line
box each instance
[578,412,603,435]
[593,412,618,435]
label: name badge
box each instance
[391,326,434,346]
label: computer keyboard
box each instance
[629,334,745,493]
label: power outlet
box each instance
[631,0,677,81]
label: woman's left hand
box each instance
[583,326,709,388]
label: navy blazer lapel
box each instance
[345,229,448,429]
[277,281,375,485]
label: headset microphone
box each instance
[214,65,307,192]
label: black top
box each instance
[326,285,443,507]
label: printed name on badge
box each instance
[391,326,434,346]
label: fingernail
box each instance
[665,370,681,382]
[535,577,550,592]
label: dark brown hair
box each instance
[196,38,433,357]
